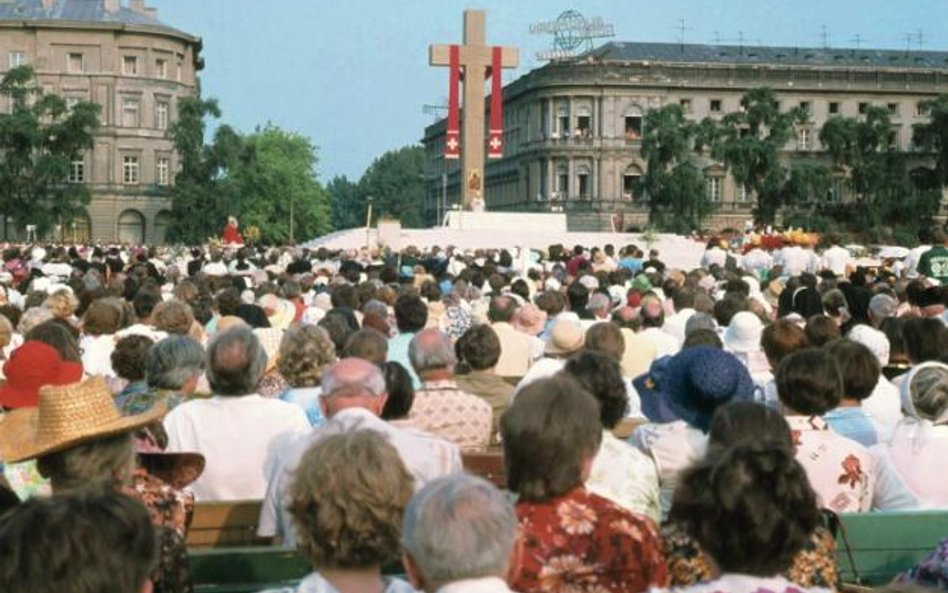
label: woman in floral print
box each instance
[657,442,831,593]
[501,375,668,593]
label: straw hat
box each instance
[544,318,585,356]
[0,376,166,464]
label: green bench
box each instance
[190,547,310,593]
[832,511,948,586]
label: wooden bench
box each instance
[190,547,309,593]
[186,500,269,549]
[832,511,948,586]
[461,449,506,489]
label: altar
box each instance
[443,210,568,233]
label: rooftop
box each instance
[0,0,190,37]
[584,41,948,70]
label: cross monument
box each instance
[430,10,518,210]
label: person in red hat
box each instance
[0,340,83,411]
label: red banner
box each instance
[445,45,461,160]
[488,46,503,159]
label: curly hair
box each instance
[152,299,195,336]
[43,289,79,320]
[561,350,628,429]
[669,442,821,577]
[277,325,336,388]
[111,335,155,382]
[82,300,123,336]
[288,430,414,569]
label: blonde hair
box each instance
[277,325,336,388]
[43,290,79,320]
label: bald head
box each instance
[409,328,457,377]
[319,357,387,417]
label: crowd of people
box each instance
[0,231,946,593]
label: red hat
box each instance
[0,341,84,409]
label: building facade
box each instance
[0,0,201,243]
[423,42,948,231]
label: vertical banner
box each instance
[445,45,461,159]
[487,45,503,159]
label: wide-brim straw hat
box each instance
[0,376,166,464]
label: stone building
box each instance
[422,42,948,231]
[0,0,201,243]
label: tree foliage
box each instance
[639,104,715,233]
[913,94,948,189]
[0,66,100,238]
[357,145,425,228]
[328,175,362,230]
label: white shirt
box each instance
[741,248,773,275]
[260,572,416,593]
[163,394,310,501]
[640,327,680,359]
[651,573,831,593]
[700,247,727,269]
[115,323,168,343]
[258,407,462,544]
[777,246,819,277]
[630,420,708,519]
[587,430,661,523]
[79,334,116,378]
[870,420,948,510]
[512,357,565,396]
[821,245,854,276]
[662,308,694,346]
[437,577,515,593]
[861,377,902,441]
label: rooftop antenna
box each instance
[916,29,924,50]
[850,34,864,50]
[904,32,913,56]
[819,24,830,49]
[422,99,448,122]
[674,19,691,52]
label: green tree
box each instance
[0,66,100,238]
[230,125,331,243]
[358,145,426,228]
[912,94,948,189]
[711,87,807,224]
[327,175,363,230]
[639,104,715,232]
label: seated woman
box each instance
[871,362,948,509]
[663,401,838,589]
[277,325,337,427]
[659,441,827,593]
[261,429,416,593]
[502,375,667,593]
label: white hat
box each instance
[578,275,599,291]
[847,324,890,367]
[724,312,764,353]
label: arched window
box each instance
[576,164,591,199]
[622,165,644,201]
[117,209,145,245]
[153,210,172,244]
[624,105,644,140]
[70,213,92,243]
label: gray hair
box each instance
[206,326,267,396]
[685,312,717,337]
[146,336,207,390]
[588,292,612,313]
[320,357,386,400]
[408,329,456,373]
[362,299,388,318]
[402,474,517,588]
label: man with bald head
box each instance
[408,328,493,450]
[258,357,462,546]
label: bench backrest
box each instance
[461,450,506,489]
[186,500,269,548]
[191,547,309,593]
[834,511,948,586]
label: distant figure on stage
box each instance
[221,216,244,245]
[470,195,486,213]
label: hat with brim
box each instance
[0,376,166,464]
[138,451,205,490]
[632,356,683,424]
[0,341,84,409]
[544,318,584,356]
[662,346,755,432]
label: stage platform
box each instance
[443,211,568,233]
[305,215,704,271]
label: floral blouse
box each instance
[514,487,668,593]
[661,523,839,590]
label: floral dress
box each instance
[514,487,668,593]
[661,523,838,590]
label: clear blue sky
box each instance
[149,0,948,182]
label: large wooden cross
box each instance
[430,10,518,210]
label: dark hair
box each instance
[761,319,809,368]
[804,315,841,348]
[880,316,908,361]
[713,293,746,327]
[82,300,122,336]
[132,288,161,320]
[825,339,881,401]
[669,443,820,576]
[566,282,589,311]
[500,376,602,502]
[776,348,843,415]
[111,335,155,382]
[561,351,628,429]
[456,324,501,371]
[394,294,428,333]
[683,328,723,349]
[535,290,565,317]
[708,401,793,451]
[318,312,355,354]
[672,287,696,312]
[380,361,415,421]
[215,287,242,316]
[343,328,389,366]
[25,319,82,363]
[487,296,517,323]
[0,304,22,331]
[903,317,948,364]
[0,485,156,593]
[330,283,360,310]
[583,322,625,361]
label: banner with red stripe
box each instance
[445,44,461,159]
[488,45,503,159]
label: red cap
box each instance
[0,341,84,409]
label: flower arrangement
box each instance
[243,225,261,245]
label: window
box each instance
[67,53,84,73]
[576,115,591,137]
[123,155,140,184]
[556,169,568,197]
[828,101,840,115]
[828,178,844,203]
[710,99,723,113]
[8,51,26,68]
[916,102,930,117]
[578,171,590,199]
[176,60,182,82]
[706,177,722,202]
[799,101,811,114]
[887,102,899,115]
[624,115,643,140]
[623,172,642,201]
[679,98,692,113]
[887,128,899,150]
[123,55,138,76]
[858,102,869,114]
[156,156,170,186]
[737,184,750,203]
[155,100,168,130]
[68,158,85,183]
[557,114,569,137]
[798,128,811,151]
[155,58,168,79]
[122,97,140,127]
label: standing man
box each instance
[918,228,948,286]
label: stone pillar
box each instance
[568,158,575,200]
